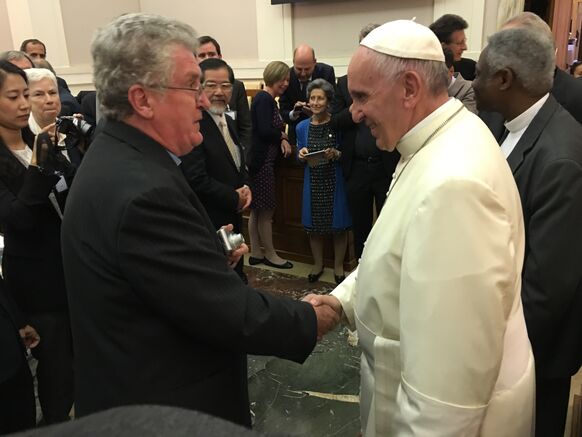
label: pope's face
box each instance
[348,47,410,151]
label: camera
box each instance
[55,116,94,137]
[217,228,245,254]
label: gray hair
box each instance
[25,67,57,87]
[306,78,335,104]
[484,26,554,95]
[503,12,554,46]
[370,50,450,96]
[0,50,33,67]
[359,23,380,43]
[91,13,198,121]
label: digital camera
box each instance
[217,228,245,254]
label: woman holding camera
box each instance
[0,60,74,426]
[297,79,351,284]
[26,67,85,168]
[247,61,294,269]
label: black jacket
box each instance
[181,111,248,232]
[61,120,317,425]
[508,95,582,377]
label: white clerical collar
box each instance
[398,98,460,158]
[504,93,550,133]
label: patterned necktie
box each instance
[219,119,241,169]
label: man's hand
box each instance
[236,185,252,211]
[228,242,249,268]
[19,325,40,349]
[303,294,342,340]
[293,101,312,117]
[281,139,292,158]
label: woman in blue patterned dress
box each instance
[297,79,351,284]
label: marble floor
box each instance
[244,262,361,436]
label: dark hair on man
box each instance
[0,59,28,88]
[199,58,234,83]
[443,47,455,69]
[198,35,221,56]
[570,60,582,75]
[20,38,46,53]
[429,14,468,43]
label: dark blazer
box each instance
[230,80,252,153]
[181,111,248,232]
[279,62,336,144]
[0,132,69,314]
[0,278,26,384]
[331,75,399,179]
[248,91,284,175]
[508,95,582,378]
[61,120,317,426]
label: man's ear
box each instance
[402,70,422,109]
[127,84,155,119]
[496,68,515,91]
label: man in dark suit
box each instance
[196,36,252,153]
[181,58,251,283]
[474,25,582,437]
[61,13,337,428]
[279,44,335,144]
[429,14,476,80]
[0,277,39,434]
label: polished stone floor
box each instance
[244,265,361,436]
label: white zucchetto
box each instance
[360,20,445,62]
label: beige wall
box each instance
[140,0,259,63]
[292,0,434,59]
[0,0,14,51]
[60,0,140,66]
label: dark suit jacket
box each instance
[0,278,26,384]
[453,57,476,81]
[230,80,252,153]
[508,95,582,378]
[279,62,336,144]
[181,111,248,232]
[331,75,399,179]
[0,132,70,314]
[61,120,316,426]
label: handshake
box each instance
[302,293,342,341]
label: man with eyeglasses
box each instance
[181,58,252,284]
[196,36,251,154]
[61,13,337,426]
[430,14,476,80]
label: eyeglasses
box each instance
[202,81,233,92]
[450,38,467,46]
[156,85,201,98]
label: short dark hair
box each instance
[0,60,28,90]
[20,38,46,54]
[198,36,221,56]
[199,58,234,83]
[443,48,455,69]
[571,60,582,75]
[429,14,468,44]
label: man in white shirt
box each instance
[305,20,534,436]
[474,23,582,437]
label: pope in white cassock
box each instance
[305,20,535,436]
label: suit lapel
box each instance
[202,112,241,173]
[507,96,559,174]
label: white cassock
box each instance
[333,99,535,436]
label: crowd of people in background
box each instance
[0,9,580,437]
